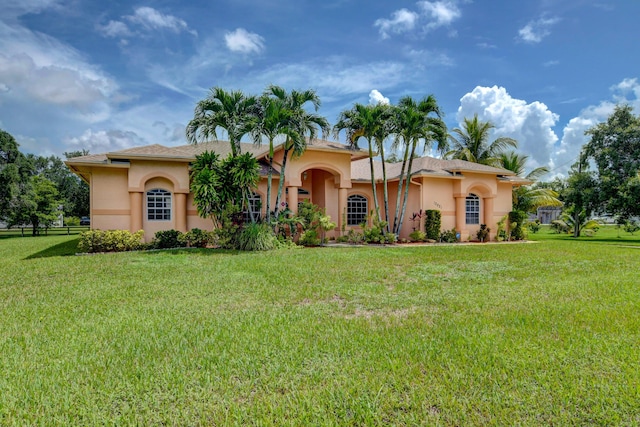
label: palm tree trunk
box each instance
[266,157,273,223]
[274,146,290,217]
[397,139,418,236]
[392,140,410,234]
[367,139,380,222]
[379,145,390,233]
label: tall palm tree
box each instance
[265,86,329,218]
[392,95,447,235]
[446,114,517,166]
[185,87,259,157]
[497,151,562,213]
[334,104,390,223]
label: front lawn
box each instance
[0,235,638,425]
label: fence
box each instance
[0,226,90,238]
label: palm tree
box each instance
[334,104,390,223]
[497,151,562,214]
[446,114,517,166]
[185,87,259,157]
[392,95,447,235]
[265,86,329,218]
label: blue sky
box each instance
[1,0,639,176]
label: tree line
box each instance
[0,130,89,234]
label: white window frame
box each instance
[347,194,368,226]
[465,193,480,225]
[147,189,172,221]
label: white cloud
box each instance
[375,1,461,39]
[457,86,559,171]
[127,7,196,36]
[418,1,461,31]
[97,20,132,38]
[224,28,265,54]
[63,129,145,154]
[374,8,419,39]
[0,22,118,113]
[553,78,640,176]
[518,16,560,43]
[369,90,390,105]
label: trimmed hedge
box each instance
[425,210,441,240]
[78,230,145,253]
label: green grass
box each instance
[1,234,639,425]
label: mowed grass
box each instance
[0,235,639,425]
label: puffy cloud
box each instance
[98,7,197,39]
[418,1,461,30]
[224,28,265,54]
[457,86,559,170]
[0,22,118,114]
[127,7,196,35]
[369,90,390,105]
[375,1,461,39]
[63,129,145,154]
[374,9,419,39]
[518,16,560,43]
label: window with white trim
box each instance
[243,192,262,223]
[347,194,368,226]
[465,193,480,224]
[147,189,172,221]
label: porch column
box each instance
[129,191,143,233]
[175,192,187,232]
[338,187,348,231]
[288,186,299,214]
[455,195,465,238]
[483,196,495,240]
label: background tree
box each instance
[8,175,61,235]
[584,104,640,218]
[562,152,598,237]
[0,129,31,222]
[446,114,517,166]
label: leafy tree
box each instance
[0,129,31,222]
[584,104,640,218]
[562,153,598,237]
[9,175,61,235]
[392,95,447,235]
[446,114,517,166]
[186,87,259,157]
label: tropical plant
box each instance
[560,206,600,236]
[334,103,390,224]
[237,222,277,251]
[446,114,517,166]
[476,224,491,242]
[263,86,329,219]
[439,228,458,243]
[391,95,447,235]
[508,211,527,241]
[185,87,259,157]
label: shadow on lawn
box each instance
[24,238,80,259]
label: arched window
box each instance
[347,194,368,226]
[465,193,480,224]
[243,192,262,223]
[147,189,172,221]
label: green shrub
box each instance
[346,229,364,244]
[550,219,570,234]
[424,210,441,240]
[624,220,640,235]
[152,229,186,249]
[439,228,458,243]
[476,224,491,242]
[78,229,145,253]
[508,211,527,241]
[64,216,80,226]
[215,203,243,249]
[179,228,213,248]
[299,229,321,246]
[236,222,276,251]
[527,219,541,234]
[409,230,426,242]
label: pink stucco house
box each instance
[65,139,526,242]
